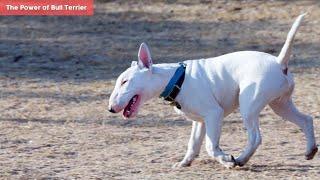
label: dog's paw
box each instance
[234,157,247,167]
[234,159,245,167]
[305,145,318,160]
[217,155,236,169]
[172,161,191,169]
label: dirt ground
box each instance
[0,0,320,179]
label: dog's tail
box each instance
[277,13,307,74]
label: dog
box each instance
[108,13,317,168]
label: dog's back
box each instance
[183,51,290,115]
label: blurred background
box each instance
[0,0,319,179]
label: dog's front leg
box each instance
[173,121,205,168]
[205,108,236,168]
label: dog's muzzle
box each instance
[108,107,116,113]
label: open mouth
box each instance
[123,95,140,118]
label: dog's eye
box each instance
[121,80,127,86]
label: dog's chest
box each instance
[173,106,204,122]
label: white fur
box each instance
[109,14,317,168]
[278,13,307,70]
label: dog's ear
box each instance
[138,42,153,71]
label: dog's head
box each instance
[108,43,157,119]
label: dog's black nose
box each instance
[108,108,116,113]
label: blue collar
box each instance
[159,62,186,109]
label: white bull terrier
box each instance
[108,13,317,168]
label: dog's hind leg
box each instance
[173,121,206,168]
[235,113,261,167]
[269,99,318,160]
[235,84,267,166]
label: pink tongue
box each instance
[123,100,133,117]
[123,95,138,118]
[123,108,131,117]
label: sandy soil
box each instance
[0,0,320,179]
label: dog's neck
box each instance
[148,63,181,99]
